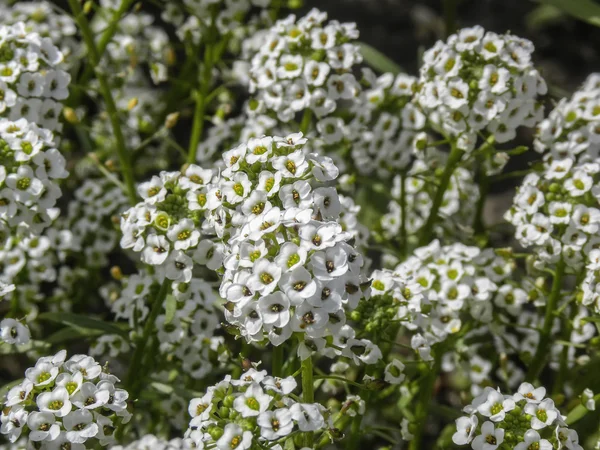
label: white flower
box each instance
[217,423,252,450]
[513,383,546,403]
[0,319,30,345]
[233,383,272,417]
[524,398,559,429]
[514,430,552,450]
[167,218,200,250]
[290,403,325,431]
[36,387,72,417]
[384,359,405,384]
[258,408,294,440]
[27,411,60,442]
[471,421,504,450]
[63,409,98,444]
[452,415,478,445]
[477,389,515,422]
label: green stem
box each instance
[68,0,137,204]
[272,344,284,377]
[566,393,600,425]
[526,258,565,382]
[399,171,408,259]
[187,43,214,164]
[314,375,364,389]
[300,109,313,135]
[409,357,441,450]
[301,355,315,447]
[126,280,170,400]
[418,145,464,246]
[473,168,489,236]
[442,0,458,37]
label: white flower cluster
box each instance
[63,178,128,267]
[162,0,272,47]
[102,271,227,380]
[247,9,362,124]
[216,135,376,362]
[0,22,70,132]
[415,26,546,151]
[183,369,329,450]
[93,6,171,85]
[381,160,479,240]
[535,73,600,162]
[581,249,600,314]
[505,161,600,270]
[0,118,68,236]
[453,383,582,449]
[0,1,77,64]
[347,69,423,177]
[368,240,516,360]
[1,350,130,447]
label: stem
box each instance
[418,145,464,246]
[126,280,170,399]
[300,109,312,135]
[399,171,408,259]
[526,258,565,382]
[272,344,284,378]
[187,44,214,164]
[301,355,314,447]
[409,357,441,450]
[314,375,364,389]
[566,393,600,425]
[68,0,137,204]
[442,0,458,37]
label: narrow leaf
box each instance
[164,294,177,325]
[45,326,104,344]
[534,0,600,27]
[38,312,128,338]
[0,340,50,355]
[358,42,403,75]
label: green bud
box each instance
[218,406,230,418]
[207,425,223,441]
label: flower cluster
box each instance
[216,135,377,362]
[183,369,329,449]
[162,0,273,47]
[366,240,517,359]
[346,69,422,177]
[247,9,362,124]
[0,1,78,64]
[0,350,130,447]
[453,383,583,449]
[505,161,600,270]
[0,118,68,236]
[415,26,546,151]
[0,22,71,132]
[535,73,600,163]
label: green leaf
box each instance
[0,340,50,355]
[526,4,565,31]
[534,0,600,27]
[45,326,104,344]
[164,294,176,325]
[566,393,600,425]
[38,312,128,338]
[358,42,403,75]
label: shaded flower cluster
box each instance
[1,350,130,447]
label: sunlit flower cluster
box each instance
[183,369,329,449]
[535,73,600,163]
[0,350,130,447]
[415,26,546,151]
[246,9,362,124]
[505,160,600,270]
[453,383,583,450]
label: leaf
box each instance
[526,4,565,31]
[0,340,50,355]
[38,312,128,338]
[358,42,403,75]
[45,326,104,344]
[164,294,176,325]
[534,0,600,27]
